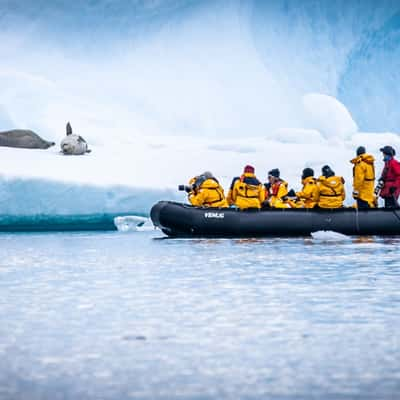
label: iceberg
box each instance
[0,1,400,138]
[302,94,358,140]
[0,1,399,229]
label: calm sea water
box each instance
[0,230,399,400]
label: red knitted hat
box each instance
[244,165,255,173]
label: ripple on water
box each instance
[0,232,399,399]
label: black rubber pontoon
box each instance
[150,201,400,237]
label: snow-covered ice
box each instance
[1,130,400,216]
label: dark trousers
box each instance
[384,196,400,209]
[357,199,370,209]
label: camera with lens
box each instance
[178,184,193,193]
[374,179,384,195]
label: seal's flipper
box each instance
[86,149,92,153]
[66,122,72,135]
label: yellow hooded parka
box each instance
[295,176,319,208]
[188,178,228,208]
[228,173,265,209]
[350,153,375,207]
[317,175,345,208]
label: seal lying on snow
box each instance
[0,129,55,149]
[60,122,91,155]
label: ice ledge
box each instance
[0,176,182,217]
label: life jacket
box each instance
[380,158,400,198]
[269,180,290,208]
[230,173,265,209]
[317,175,345,208]
[270,180,287,197]
[236,174,263,198]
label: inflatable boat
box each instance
[150,201,400,237]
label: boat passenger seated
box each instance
[187,171,228,208]
[294,168,319,208]
[227,165,265,209]
[266,168,290,208]
[317,165,345,208]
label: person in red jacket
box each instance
[376,146,400,208]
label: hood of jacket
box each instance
[200,178,221,189]
[351,154,375,165]
[318,175,344,190]
[301,176,316,185]
[241,172,261,185]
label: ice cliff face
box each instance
[0,0,399,139]
[338,10,400,131]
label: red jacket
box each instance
[380,158,400,198]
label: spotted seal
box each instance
[60,122,91,155]
[0,129,55,149]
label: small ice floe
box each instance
[114,215,154,232]
[311,230,351,242]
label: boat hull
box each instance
[150,201,400,237]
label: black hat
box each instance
[302,167,314,179]
[268,168,280,178]
[322,165,334,178]
[380,145,395,156]
[356,146,366,156]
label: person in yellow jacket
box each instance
[317,165,345,208]
[266,168,291,208]
[350,146,376,208]
[294,167,319,208]
[227,165,265,209]
[187,171,228,208]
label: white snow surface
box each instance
[1,131,400,215]
[302,94,358,140]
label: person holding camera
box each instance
[180,172,228,208]
[227,165,265,209]
[350,146,376,209]
[376,146,400,208]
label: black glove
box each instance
[352,190,359,199]
[390,186,396,195]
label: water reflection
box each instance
[0,231,399,400]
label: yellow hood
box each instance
[318,175,344,190]
[301,176,316,185]
[200,178,220,189]
[351,154,375,165]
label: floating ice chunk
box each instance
[311,230,351,242]
[302,93,358,140]
[114,215,153,232]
